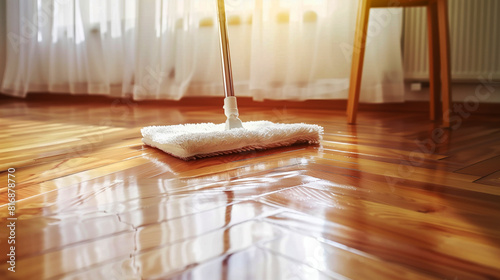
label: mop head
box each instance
[141,121,323,160]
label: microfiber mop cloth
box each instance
[141,121,323,160]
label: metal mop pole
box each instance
[217,0,234,98]
[217,0,243,129]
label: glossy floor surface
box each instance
[1,98,500,279]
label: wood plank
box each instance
[455,155,500,177]
[475,170,500,187]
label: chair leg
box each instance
[347,0,372,124]
[437,0,452,127]
[427,1,441,121]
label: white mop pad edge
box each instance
[141,121,323,160]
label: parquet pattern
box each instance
[0,98,500,279]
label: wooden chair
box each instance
[346,0,452,127]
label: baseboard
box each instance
[2,92,500,115]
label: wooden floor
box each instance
[1,97,500,279]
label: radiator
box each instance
[403,0,500,81]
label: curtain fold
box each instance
[0,0,405,103]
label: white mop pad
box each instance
[141,121,323,160]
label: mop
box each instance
[141,0,323,160]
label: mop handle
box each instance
[216,0,235,98]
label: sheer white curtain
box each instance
[0,0,404,102]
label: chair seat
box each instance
[370,0,433,8]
